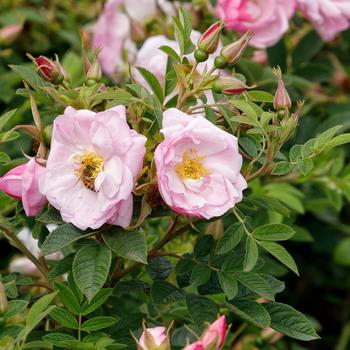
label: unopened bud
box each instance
[136,326,170,350]
[0,23,23,44]
[220,31,253,65]
[212,76,253,95]
[194,48,209,63]
[198,21,223,54]
[273,66,291,111]
[86,59,102,85]
[33,56,64,84]
[214,56,228,69]
[291,100,304,123]
[0,282,8,315]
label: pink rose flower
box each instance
[297,0,350,41]
[93,0,159,76]
[39,106,146,230]
[138,327,170,350]
[154,109,247,219]
[0,158,47,216]
[216,0,296,48]
[202,316,227,350]
[184,341,204,350]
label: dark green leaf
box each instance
[151,281,185,304]
[54,281,81,315]
[50,306,78,329]
[218,272,238,300]
[216,222,244,255]
[81,316,117,332]
[186,295,219,328]
[136,67,164,103]
[253,224,295,241]
[81,288,113,315]
[243,237,259,272]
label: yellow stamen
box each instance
[75,152,103,191]
[176,150,208,180]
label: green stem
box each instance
[78,314,82,341]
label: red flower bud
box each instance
[220,31,253,65]
[273,66,291,111]
[34,56,64,84]
[212,76,253,95]
[198,21,223,54]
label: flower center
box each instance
[176,150,208,180]
[75,152,103,191]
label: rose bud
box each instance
[0,23,23,44]
[219,31,254,66]
[86,59,102,86]
[201,316,227,350]
[273,66,291,111]
[198,21,223,54]
[34,56,64,84]
[194,48,209,63]
[136,327,170,350]
[212,76,253,95]
[184,341,204,350]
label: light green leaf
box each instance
[243,237,259,272]
[216,222,244,255]
[297,158,313,176]
[40,224,83,256]
[4,300,28,320]
[102,228,147,264]
[136,67,164,103]
[253,224,295,241]
[272,161,293,176]
[264,302,319,341]
[227,300,271,328]
[247,91,274,103]
[81,316,117,332]
[0,152,11,163]
[289,145,302,162]
[54,281,81,315]
[159,46,181,63]
[0,109,16,132]
[50,307,78,329]
[234,271,275,300]
[218,272,238,300]
[81,288,113,315]
[325,133,350,150]
[260,241,299,275]
[73,244,112,301]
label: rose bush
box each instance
[0,1,350,350]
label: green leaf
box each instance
[25,292,57,334]
[227,300,271,328]
[218,272,238,300]
[264,302,319,341]
[151,281,185,304]
[50,306,78,329]
[314,125,343,149]
[272,161,293,176]
[42,333,78,347]
[0,130,20,143]
[9,64,48,90]
[146,257,172,280]
[4,300,28,320]
[324,133,350,150]
[190,263,211,287]
[54,281,81,315]
[81,316,117,332]
[297,158,313,176]
[136,67,164,103]
[179,7,192,39]
[81,288,113,315]
[40,224,83,256]
[159,46,181,63]
[231,100,258,118]
[0,109,16,132]
[253,224,295,241]
[102,228,147,264]
[48,253,74,279]
[186,295,219,329]
[234,272,275,300]
[0,152,11,163]
[94,90,133,106]
[243,237,259,272]
[73,244,112,301]
[334,238,350,266]
[289,145,302,162]
[247,91,274,103]
[260,241,299,275]
[216,222,244,255]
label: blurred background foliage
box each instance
[0,1,349,349]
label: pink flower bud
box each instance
[184,341,204,350]
[273,66,291,111]
[198,21,223,54]
[137,327,170,350]
[220,31,253,65]
[201,316,227,350]
[0,159,47,216]
[34,56,64,84]
[0,23,23,44]
[213,76,252,95]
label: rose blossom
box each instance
[216,0,296,48]
[39,106,146,230]
[184,342,204,350]
[137,327,170,350]
[154,109,247,218]
[0,158,47,216]
[297,0,350,41]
